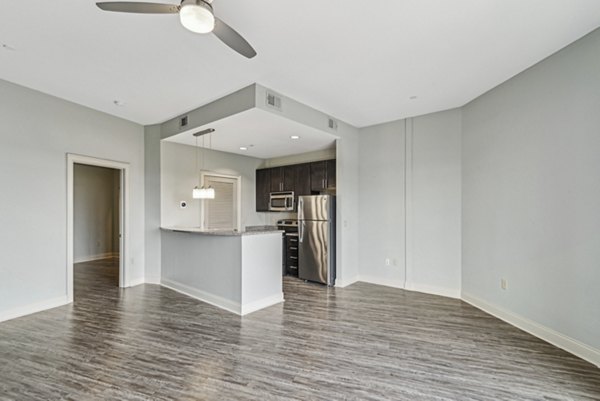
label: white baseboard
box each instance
[74,252,119,263]
[241,293,284,316]
[0,295,70,323]
[462,292,600,368]
[161,279,241,315]
[128,277,145,287]
[358,275,406,289]
[335,276,359,288]
[144,275,162,285]
[357,275,460,299]
[406,282,460,299]
[161,279,284,316]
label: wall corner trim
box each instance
[128,277,146,287]
[336,276,360,288]
[357,275,406,290]
[0,296,70,323]
[462,292,600,368]
[160,279,283,316]
[144,276,162,285]
[240,293,284,316]
[357,275,461,299]
[161,279,241,315]
[405,282,461,299]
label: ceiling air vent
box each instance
[265,91,282,111]
[328,118,338,131]
[180,115,189,129]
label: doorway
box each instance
[67,154,130,303]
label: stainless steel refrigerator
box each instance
[298,195,336,286]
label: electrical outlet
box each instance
[385,258,391,266]
[501,278,507,290]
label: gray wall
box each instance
[408,111,462,296]
[462,28,600,349]
[160,141,267,229]
[358,109,462,297]
[0,78,145,317]
[358,119,407,286]
[161,231,242,303]
[73,164,120,262]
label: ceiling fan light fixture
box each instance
[179,0,215,34]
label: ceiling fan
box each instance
[95,0,257,58]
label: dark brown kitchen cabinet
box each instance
[310,160,336,192]
[255,168,270,212]
[256,159,335,212]
[285,235,299,276]
[310,161,327,192]
[270,167,283,192]
[270,165,296,192]
[326,159,336,189]
[294,163,311,197]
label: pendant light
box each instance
[192,128,215,200]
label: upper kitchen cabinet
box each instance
[256,168,271,212]
[294,163,311,197]
[270,166,296,192]
[326,159,336,189]
[310,160,336,192]
[256,160,335,212]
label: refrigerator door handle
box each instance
[298,197,304,221]
[299,221,305,243]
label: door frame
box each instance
[66,154,130,302]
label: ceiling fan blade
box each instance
[213,18,257,59]
[96,2,179,14]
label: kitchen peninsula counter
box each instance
[161,226,281,236]
[160,227,283,316]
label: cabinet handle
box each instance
[290,256,298,260]
[322,179,325,188]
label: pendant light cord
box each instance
[196,135,200,187]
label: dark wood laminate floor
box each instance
[0,259,599,400]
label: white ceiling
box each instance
[165,108,337,159]
[1,1,600,127]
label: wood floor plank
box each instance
[0,258,598,400]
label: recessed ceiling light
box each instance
[290,135,300,140]
[113,100,126,107]
[409,96,418,100]
[239,146,248,150]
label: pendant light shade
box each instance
[192,186,215,199]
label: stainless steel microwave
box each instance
[269,191,295,212]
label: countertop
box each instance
[160,226,282,236]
